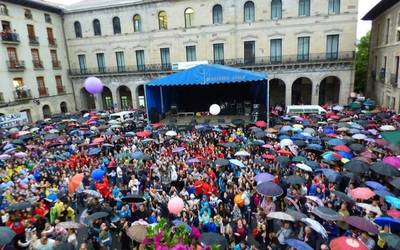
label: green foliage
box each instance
[355,32,371,93]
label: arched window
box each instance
[74,21,82,38]
[133,14,142,32]
[0,4,8,15]
[112,16,121,34]
[158,11,168,30]
[271,0,282,20]
[243,1,255,23]
[299,0,310,16]
[212,4,223,24]
[184,8,194,28]
[93,19,101,36]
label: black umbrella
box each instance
[254,131,265,139]
[286,175,306,185]
[220,142,237,148]
[370,162,400,177]
[256,182,284,197]
[254,158,268,167]
[343,160,369,174]
[87,212,109,221]
[200,232,228,249]
[276,156,291,167]
[214,158,230,166]
[286,208,307,220]
[231,119,244,126]
[332,190,354,204]
[11,139,24,145]
[8,202,31,211]
[312,206,341,221]
[0,226,16,245]
[294,140,306,147]
[19,134,33,141]
[349,143,364,152]
[44,133,58,140]
[121,195,146,203]
[390,177,400,190]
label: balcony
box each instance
[38,87,48,97]
[69,51,356,76]
[7,60,25,72]
[13,89,32,101]
[29,36,39,46]
[52,60,61,69]
[1,33,20,44]
[57,85,66,94]
[32,60,44,70]
[48,38,57,47]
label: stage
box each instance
[160,114,253,126]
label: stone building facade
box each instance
[64,0,358,111]
[0,0,75,122]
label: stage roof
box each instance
[147,64,267,87]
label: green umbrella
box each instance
[11,139,24,145]
[292,156,307,163]
[380,131,400,145]
[0,226,16,245]
[286,175,306,185]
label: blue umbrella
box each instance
[326,138,345,146]
[91,169,105,181]
[88,148,101,156]
[374,189,394,198]
[338,151,353,159]
[291,133,305,140]
[47,193,58,201]
[322,152,340,161]
[229,159,245,168]
[315,168,340,182]
[279,135,291,140]
[186,158,201,164]
[126,131,136,137]
[374,217,400,231]
[323,127,334,134]
[307,144,323,150]
[305,160,320,170]
[254,173,275,183]
[365,181,387,191]
[385,196,400,209]
[286,239,313,250]
[256,181,283,197]
[131,151,144,160]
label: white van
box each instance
[286,105,327,115]
[109,111,136,122]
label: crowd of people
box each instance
[0,106,400,250]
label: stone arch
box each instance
[136,84,145,108]
[60,101,68,113]
[117,85,132,110]
[292,77,312,105]
[102,86,113,110]
[319,76,341,105]
[269,78,286,107]
[80,87,96,110]
[42,105,51,119]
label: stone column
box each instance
[311,76,320,105]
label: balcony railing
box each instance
[32,60,44,70]
[48,38,57,47]
[69,51,355,76]
[57,85,66,94]
[1,33,20,44]
[52,60,61,69]
[13,89,32,101]
[29,36,39,45]
[38,87,48,96]
[7,60,25,71]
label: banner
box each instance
[0,112,29,128]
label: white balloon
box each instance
[209,104,221,116]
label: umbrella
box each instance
[0,154,11,160]
[56,221,82,229]
[88,147,101,156]
[165,130,177,137]
[92,137,105,144]
[344,160,369,174]
[374,217,400,231]
[44,133,58,140]
[292,156,307,163]
[384,156,400,169]
[296,163,312,172]
[305,195,324,207]
[350,187,375,200]
[280,138,294,147]
[229,159,245,168]
[301,218,328,238]
[126,224,148,243]
[374,189,394,198]
[255,120,267,128]
[380,125,396,131]
[276,156,291,167]
[0,226,16,246]
[82,189,102,198]
[214,158,230,166]
[385,196,400,209]
[350,143,364,152]
[172,219,192,232]
[327,138,345,146]
[332,190,354,204]
[256,181,283,197]
[352,134,367,140]
[186,158,201,164]
[286,239,313,250]
[87,212,109,221]
[131,151,144,160]
[254,173,274,183]
[121,194,146,203]
[356,203,382,215]
[315,168,340,182]
[333,145,351,152]
[7,202,31,211]
[364,181,386,191]
[322,151,342,161]
[379,233,400,249]
[267,211,295,222]
[286,208,307,220]
[200,232,228,249]
[254,131,266,139]
[172,147,185,153]
[344,216,379,234]
[330,237,367,250]
[47,193,58,202]
[234,151,250,157]
[370,162,400,176]
[312,206,340,221]
[14,152,27,158]
[286,175,306,185]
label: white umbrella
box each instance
[90,126,98,131]
[108,120,120,125]
[267,212,295,222]
[234,151,250,157]
[49,129,59,134]
[305,196,324,207]
[296,163,313,172]
[352,134,367,140]
[380,125,396,131]
[30,127,40,133]
[356,203,382,215]
[301,218,328,239]
[280,139,294,148]
[165,130,177,137]
[229,159,245,168]
[333,105,344,112]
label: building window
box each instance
[297,36,310,61]
[136,50,145,71]
[395,56,399,84]
[133,14,142,32]
[7,47,18,64]
[186,46,196,62]
[27,24,37,43]
[50,50,59,68]
[55,76,64,94]
[113,17,121,34]
[244,1,255,23]
[326,34,339,59]
[96,53,106,73]
[271,0,282,20]
[270,39,282,63]
[299,0,310,17]
[47,28,56,46]
[24,9,32,19]
[74,21,82,38]
[213,43,224,64]
[184,8,194,28]
[31,49,42,68]
[0,4,8,15]
[44,13,51,23]
[158,11,168,30]
[160,48,171,70]
[244,41,255,64]
[381,56,387,81]
[115,51,125,72]
[78,54,86,74]
[386,18,390,44]
[212,5,223,24]
[37,77,47,96]
[377,24,381,45]
[328,0,340,15]
[93,19,102,36]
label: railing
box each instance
[52,60,61,69]
[13,89,32,101]
[57,85,66,94]
[45,15,52,23]
[0,92,4,104]
[48,38,57,47]
[38,87,48,96]
[29,36,39,45]
[0,8,8,16]
[7,60,25,71]
[1,33,20,43]
[69,51,355,76]
[32,60,44,69]
[390,73,398,87]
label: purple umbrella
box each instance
[186,158,200,164]
[384,156,400,169]
[172,147,185,153]
[3,143,13,151]
[254,173,275,183]
[14,152,27,158]
[0,154,11,160]
[344,216,379,235]
[256,181,283,197]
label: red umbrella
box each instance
[387,209,400,219]
[92,137,105,144]
[255,120,267,128]
[277,149,292,156]
[68,173,84,193]
[350,187,375,200]
[137,131,151,138]
[152,123,163,129]
[333,145,351,152]
[262,154,275,160]
[326,133,338,138]
[330,237,367,250]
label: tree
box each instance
[354,31,370,93]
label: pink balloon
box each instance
[168,197,184,215]
[84,77,103,94]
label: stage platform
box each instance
[160,114,253,126]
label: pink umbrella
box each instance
[255,120,267,128]
[44,125,54,131]
[14,152,28,158]
[92,137,105,144]
[350,187,375,200]
[360,151,377,159]
[375,139,389,146]
[387,209,400,219]
[384,156,400,169]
